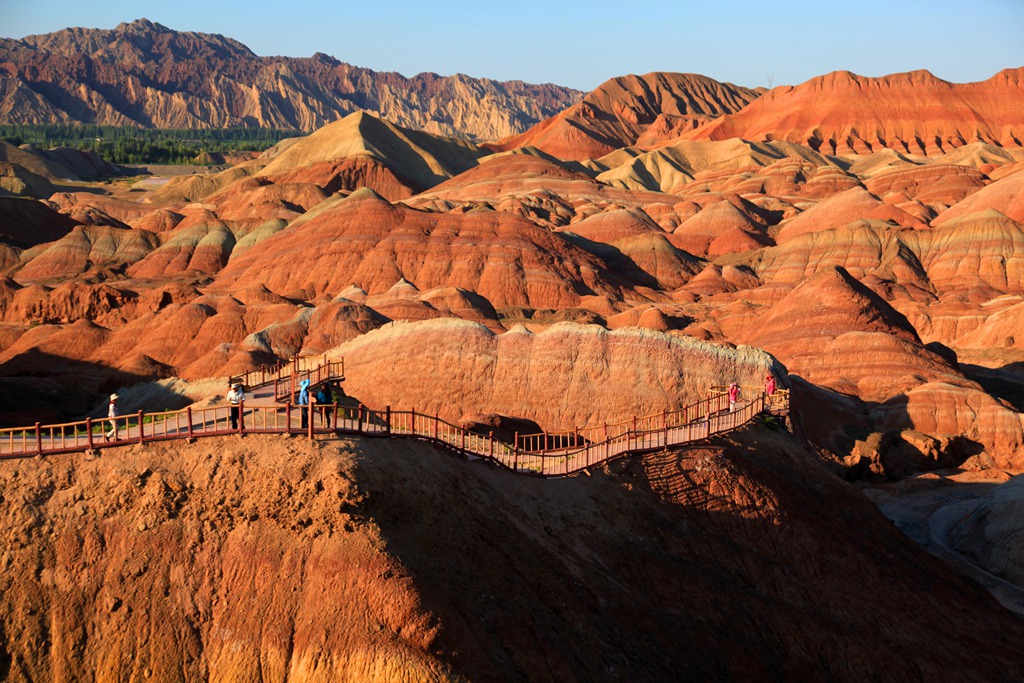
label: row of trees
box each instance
[0,124,300,165]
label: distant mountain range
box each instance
[0,18,583,140]
[3,18,1022,162]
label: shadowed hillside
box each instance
[1,427,1022,681]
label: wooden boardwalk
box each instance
[0,357,788,478]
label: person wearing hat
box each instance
[764,373,777,397]
[105,393,119,442]
[298,378,311,429]
[227,383,244,431]
[728,381,740,412]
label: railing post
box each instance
[461,427,465,452]
[385,406,391,436]
[434,413,439,441]
[137,410,145,444]
[412,409,416,436]
[663,410,668,447]
[35,422,42,455]
[333,402,339,432]
[187,407,194,438]
[285,402,292,434]
[308,402,315,440]
[86,418,94,450]
[239,399,245,434]
[489,431,494,460]
[514,438,519,472]
[632,416,637,450]
[357,404,364,435]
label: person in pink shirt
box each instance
[728,382,740,412]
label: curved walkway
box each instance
[0,357,788,477]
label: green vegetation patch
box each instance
[0,124,300,165]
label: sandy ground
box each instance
[862,471,1024,616]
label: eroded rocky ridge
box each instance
[685,68,1024,155]
[491,72,762,159]
[2,426,1023,681]
[0,19,581,140]
[332,319,777,430]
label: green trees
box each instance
[0,125,298,165]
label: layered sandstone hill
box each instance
[0,141,122,182]
[330,319,777,430]
[3,426,1023,681]
[257,112,487,192]
[684,68,1024,156]
[491,72,762,159]
[0,19,581,139]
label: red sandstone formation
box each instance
[0,53,1022,480]
[684,68,1024,156]
[213,189,628,312]
[0,196,78,250]
[932,169,1024,225]
[492,73,761,160]
[332,318,776,430]
[728,266,1024,470]
[266,157,417,202]
[257,112,486,192]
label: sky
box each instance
[2,0,1023,92]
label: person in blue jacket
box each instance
[298,378,311,429]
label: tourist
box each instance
[728,382,740,412]
[105,393,119,441]
[765,374,777,396]
[227,382,244,431]
[315,383,332,428]
[298,378,311,429]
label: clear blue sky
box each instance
[2,0,1022,92]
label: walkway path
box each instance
[0,356,788,477]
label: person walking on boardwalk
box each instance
[314,383,332,428]
[104,393,119,441]
[298,378,311,429]
[227,382,244,431]
[764,373,777,396]
[728,381,740,412]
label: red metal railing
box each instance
[0,357,787,477]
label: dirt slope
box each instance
[1,426,1022,681]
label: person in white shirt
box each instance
[105,394,119,441]
[227,383,244,431]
